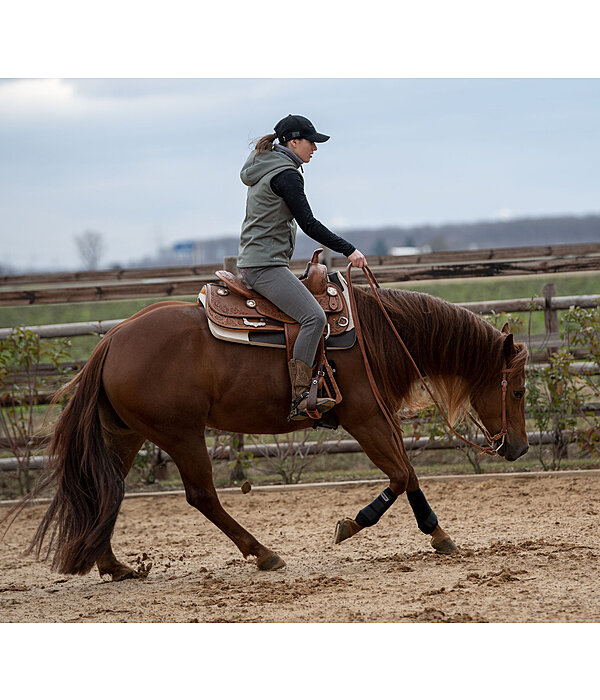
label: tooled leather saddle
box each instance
[199,249,354,359]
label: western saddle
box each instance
[203,249,348,422]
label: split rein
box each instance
[345,263,509,457]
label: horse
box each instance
[16,284,529,580]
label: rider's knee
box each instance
[314,306,327,329]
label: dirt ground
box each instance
[1,471,599,623]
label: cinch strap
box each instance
[355,487,398,528]
[407,489,438,534]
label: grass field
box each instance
[0,295,192,358]
[392,269,599,302]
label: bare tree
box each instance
[75,229,104,270]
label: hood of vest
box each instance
[240,149,298,187]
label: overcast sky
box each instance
[1,77,598,270]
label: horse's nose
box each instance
[517,443,529,459]
[504,442,529,462]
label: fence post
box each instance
[222,254,246,478]
[543,283,559,357]
[228,433,248,483]
[543,282,568,463]
[321,247,332,268]
[223,256,238,276]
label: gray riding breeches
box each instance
[238,265,326,367]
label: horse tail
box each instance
[25,334,125,575]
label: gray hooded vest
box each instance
[238,149,300,267]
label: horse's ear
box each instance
[501,322,510,334]
[503,332,515,360]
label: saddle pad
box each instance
[198,272,356,351]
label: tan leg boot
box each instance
[287,359,336,421]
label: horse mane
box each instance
[353,286,528,424]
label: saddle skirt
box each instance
[198,269,356,352]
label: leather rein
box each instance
[345,263,509,456]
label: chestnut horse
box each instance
[21,286,528,580]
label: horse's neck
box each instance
[431,312,496,377]
[382,294,499,421]
[376,289,499,387]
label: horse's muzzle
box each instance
[496,439,529,461]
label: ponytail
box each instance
[253,133,278,152]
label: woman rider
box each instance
[237,114,366,420]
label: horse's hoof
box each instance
[257,553,286,571]
[334,518,363,544]
[431,537,458,555]
[114,568,136,581]
[98,565,136,581]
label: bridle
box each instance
[345,263,509,457]
[465,369,509,454]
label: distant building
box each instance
[172,237,239,265]
[388,245,431,256]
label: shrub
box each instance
[0,328,73,494]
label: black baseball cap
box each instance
[274,114,330,144]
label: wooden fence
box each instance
[1,242,598,306]
[1,243,598,471]
[1,290,598,363]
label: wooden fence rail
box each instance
[1,293,598,341]
[0,431,566,471]
[2,242,598,286]
[1,242,599,306]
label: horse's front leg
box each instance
[335,411,457,554]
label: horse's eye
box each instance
[513,390,525,400]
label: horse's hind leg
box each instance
[96,401,145,581]
[167,433,285,571]
[97,543,137,581]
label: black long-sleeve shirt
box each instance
[270,169,356,257]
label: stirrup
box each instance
[288,393,336,421]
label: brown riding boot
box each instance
[287,359,336,421]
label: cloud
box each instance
[0,78,77,117]
[65,79,200,100]
[0,78,295,133]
